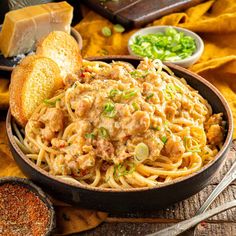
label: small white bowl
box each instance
[128,26,204,68]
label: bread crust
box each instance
[10,31,82,127]
[36,31,82,80]
[10,55,63,127]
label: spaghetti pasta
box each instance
[14,58,225,189]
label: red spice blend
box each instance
[0,183,51,236]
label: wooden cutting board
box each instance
[80,0,206,28]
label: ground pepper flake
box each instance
[0,183,51,236]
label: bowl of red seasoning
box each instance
[0,177,56,236]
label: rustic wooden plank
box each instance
[116,0,206,27]
[195,223,236,236]
[107,185,236,221]
[209,145,236,185]
[81,222,236,236]
[80,0,116,22]
[80,3,91,18]
[105,0,139,13]
[82,222,173,236]
[81,0,206,27]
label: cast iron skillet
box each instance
[6,56,233,212]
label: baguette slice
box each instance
[36,31,82,80]
[10,55,63,127]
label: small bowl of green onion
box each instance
[128,26,204,68]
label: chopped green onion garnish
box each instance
[132,102,139,111]
[122,89,138,99]
[130,70,148,79]
[102,27,112,37]
[146,93,154,100]
[98,127,109,138]
[151,126,160,131]
[109,89,121,98]
[130,71,140,78]
[161,136,168,144]
[114,24,125,33]
[85,133,95,139]
[164,83,176,100]
[43,98,60,106]
[104,102,115,112]
[189,149,201,153]
[72,83,77,89]
[135,143,149,162]
[114,162,135,178]
[130,26,196,61]
[184,136,201,153]
[103,102,116,118]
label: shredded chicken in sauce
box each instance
[20,59,225,189]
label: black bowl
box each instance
[6,56,233,212]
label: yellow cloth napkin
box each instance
[0,77,9,110]
[1,0,236,234]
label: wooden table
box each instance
[82,144,236,236]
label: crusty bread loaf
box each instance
[10,55,63,127]
[36,31,82,80]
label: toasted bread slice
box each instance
[36,31,82,80]
[10,55,63,126]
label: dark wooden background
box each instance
[80,0,206,27]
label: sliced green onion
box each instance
[164,83,176,100]
[102,27,112,37]
[43,98,60,106]
[85,133,95,139]
[130,71,140,78]
[103,102,116,118]
[130,26,196,61]
[132,102,139,111]
[150,126,160,131]
[189,149,201,153]
[114,162,136,178]
[109,89,121,98]
[184,136,201,153]
[130,70,148,78]
[161,136,168,144]
[135,143,149,162]
[72,82,77,89]
[104,102,115,112]
[114,24,125,33]
[122,89,138,99]
[98,127,109,138]
[146,93,154,100]
[164,121,169,127]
